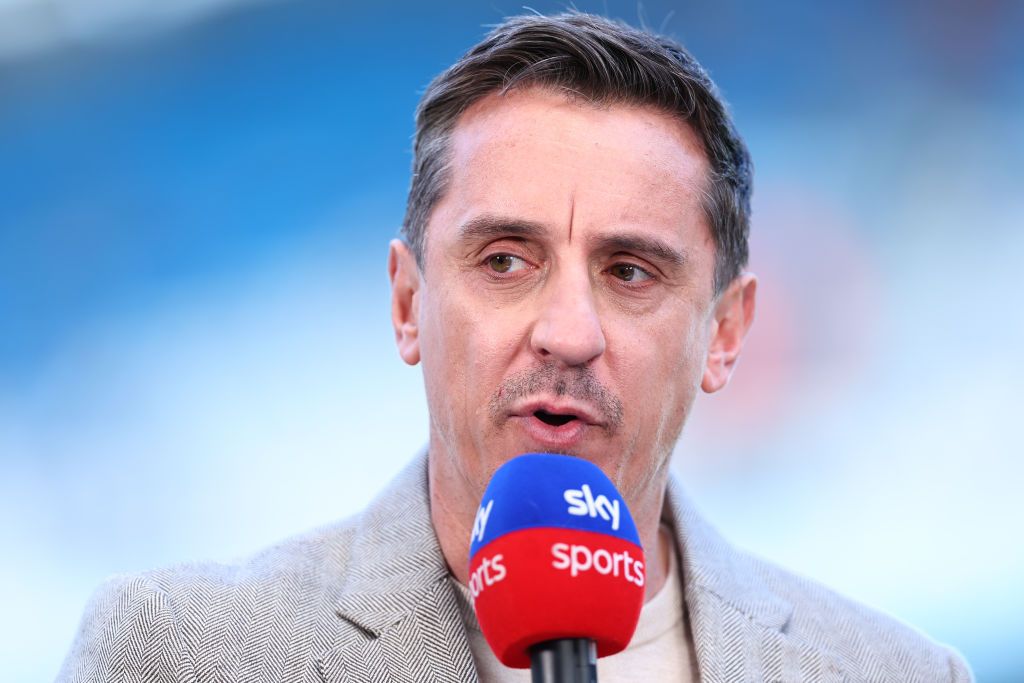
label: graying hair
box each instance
[402,12,752,294]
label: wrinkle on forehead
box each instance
[567,190,576,243]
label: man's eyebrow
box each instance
[591,234,688,268]
[455,216,687,267]
[456,215,548,243]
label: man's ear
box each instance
[702,272,757,394]
[388,239,422,366]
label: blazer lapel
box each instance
[317,452,478,683]
[666,477,845,682]
[316,454,843,682]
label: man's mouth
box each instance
[504,399,602,448]
[515,407,589,448]
[533,409,579,427]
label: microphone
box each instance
[467,453,645,682]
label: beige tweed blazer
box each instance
[58,452,972,682]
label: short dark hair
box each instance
[402,12,751,294]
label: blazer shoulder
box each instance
[57,572,191,683]
[741,551,973,682]
[59,514,364,682]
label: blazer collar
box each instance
[666,475,844,681]
[317,452,842,682]
[318,451,478,682]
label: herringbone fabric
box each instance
[58,452,973,682]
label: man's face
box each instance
[393,87,735,514]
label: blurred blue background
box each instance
[1,0,1022,680]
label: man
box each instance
[60,12,972,682]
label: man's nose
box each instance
[529,269,606,367]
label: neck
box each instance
[427,452,672,603]
[627,483,672,602]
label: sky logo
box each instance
[564,484,620,531]
[472,499,494,544]
[468,454,641,559]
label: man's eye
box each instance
[609,263,653,282]
[487,254,526,274]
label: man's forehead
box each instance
[428,87,712,253]
[450,87,708,171]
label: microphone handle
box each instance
[529,638,598,683]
